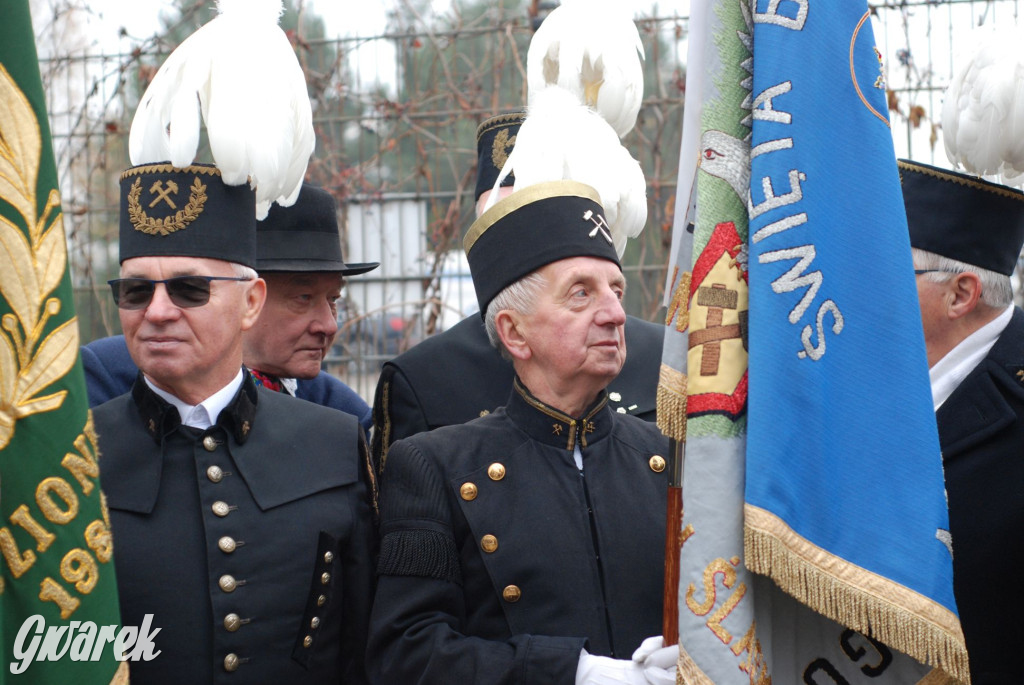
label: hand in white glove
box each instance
[631,636,678,685]
[575,650,647,685]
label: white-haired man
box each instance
[900,159,1024,684]
[368,181,673,684]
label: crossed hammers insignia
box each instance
[582,209,613,245]
[149,180,179,209]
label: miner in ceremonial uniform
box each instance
[901,160,1024,684]
[371,113,665,471]
[367,180,674,684]
[93,164,375,684]
[81,183,376,431]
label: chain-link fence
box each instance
[37,0,1021,400]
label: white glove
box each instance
[630,636,678,685]
[576,650,647,685]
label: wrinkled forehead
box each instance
[541,255,625,287]
[263,270,345,291]
[120,255,238,278]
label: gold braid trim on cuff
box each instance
[656,364,688,441]
[744,504,970,685]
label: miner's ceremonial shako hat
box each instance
[464,180,621,317]
[256,183,379,275]
[475,111,526,200]
[119,163,257,267]
[898,159,1024,276]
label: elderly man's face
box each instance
[119,256,264,400]
[521,256,627,394]
[243,272,343,379]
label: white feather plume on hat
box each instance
[128,0,314,219]
[942,26,1024,186]
[527,0,645,139]
[485,0,648,259]
[489,87,646,258]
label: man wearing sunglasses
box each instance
[81,184,376,432]
[92,164,376,684]
[899,159,1024,684]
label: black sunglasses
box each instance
[107,276,251,310]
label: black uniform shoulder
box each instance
[610,315,664,421]
[384,409,517,474]
[383,316,514,427]
[608,410,670,453]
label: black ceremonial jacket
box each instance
[94,372,376,685]
[938,307,1024,685]
[367,379,669,684]
[371,314,664,470]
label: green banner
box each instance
[1,2,125,683]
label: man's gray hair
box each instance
[484,271,548,359]
[912,248,1013,308]
[230,262,259,281]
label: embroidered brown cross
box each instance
[689,282,743,376]
[149,180,179,209]
[552,424,563,436]
[584,421,596,434]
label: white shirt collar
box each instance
[930,305,1014,411]
[145,369,245,429]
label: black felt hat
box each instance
[464,180,620,316]
[256,183,379,275]
[475,111,526,200]
[119,163,257,267]
[899,159,1024,276]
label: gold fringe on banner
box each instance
[744,505,970,685]
[677,639,714,685]
[656,364,688,441]
[110,662,130,685]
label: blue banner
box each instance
[745,2,966,679]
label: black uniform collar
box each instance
[506,377,612,450]
[132,369,258,445]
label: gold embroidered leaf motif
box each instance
[0,331,16,400]
[0,64,40,234]
[17,316,77,400]
[0,333,16,447]
[35,206,67,301]
[0,216,40,331]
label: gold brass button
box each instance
[321,572,331,585]
[502,585,521,603]
[487,463,506,481]
[218,536,237,553]
[218,575,237,593]
[649,455,666,473]
[460,483,478,501]
[203,436,218,452]
[212,501,231,517]
[317,594,327,607]
[323,551,334,564]
[224,613,241,632]
[223,653,239,672]
[303,635,313,648]
[310,616,321,630]
[480,535,498,553]
[206,465,224,482]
